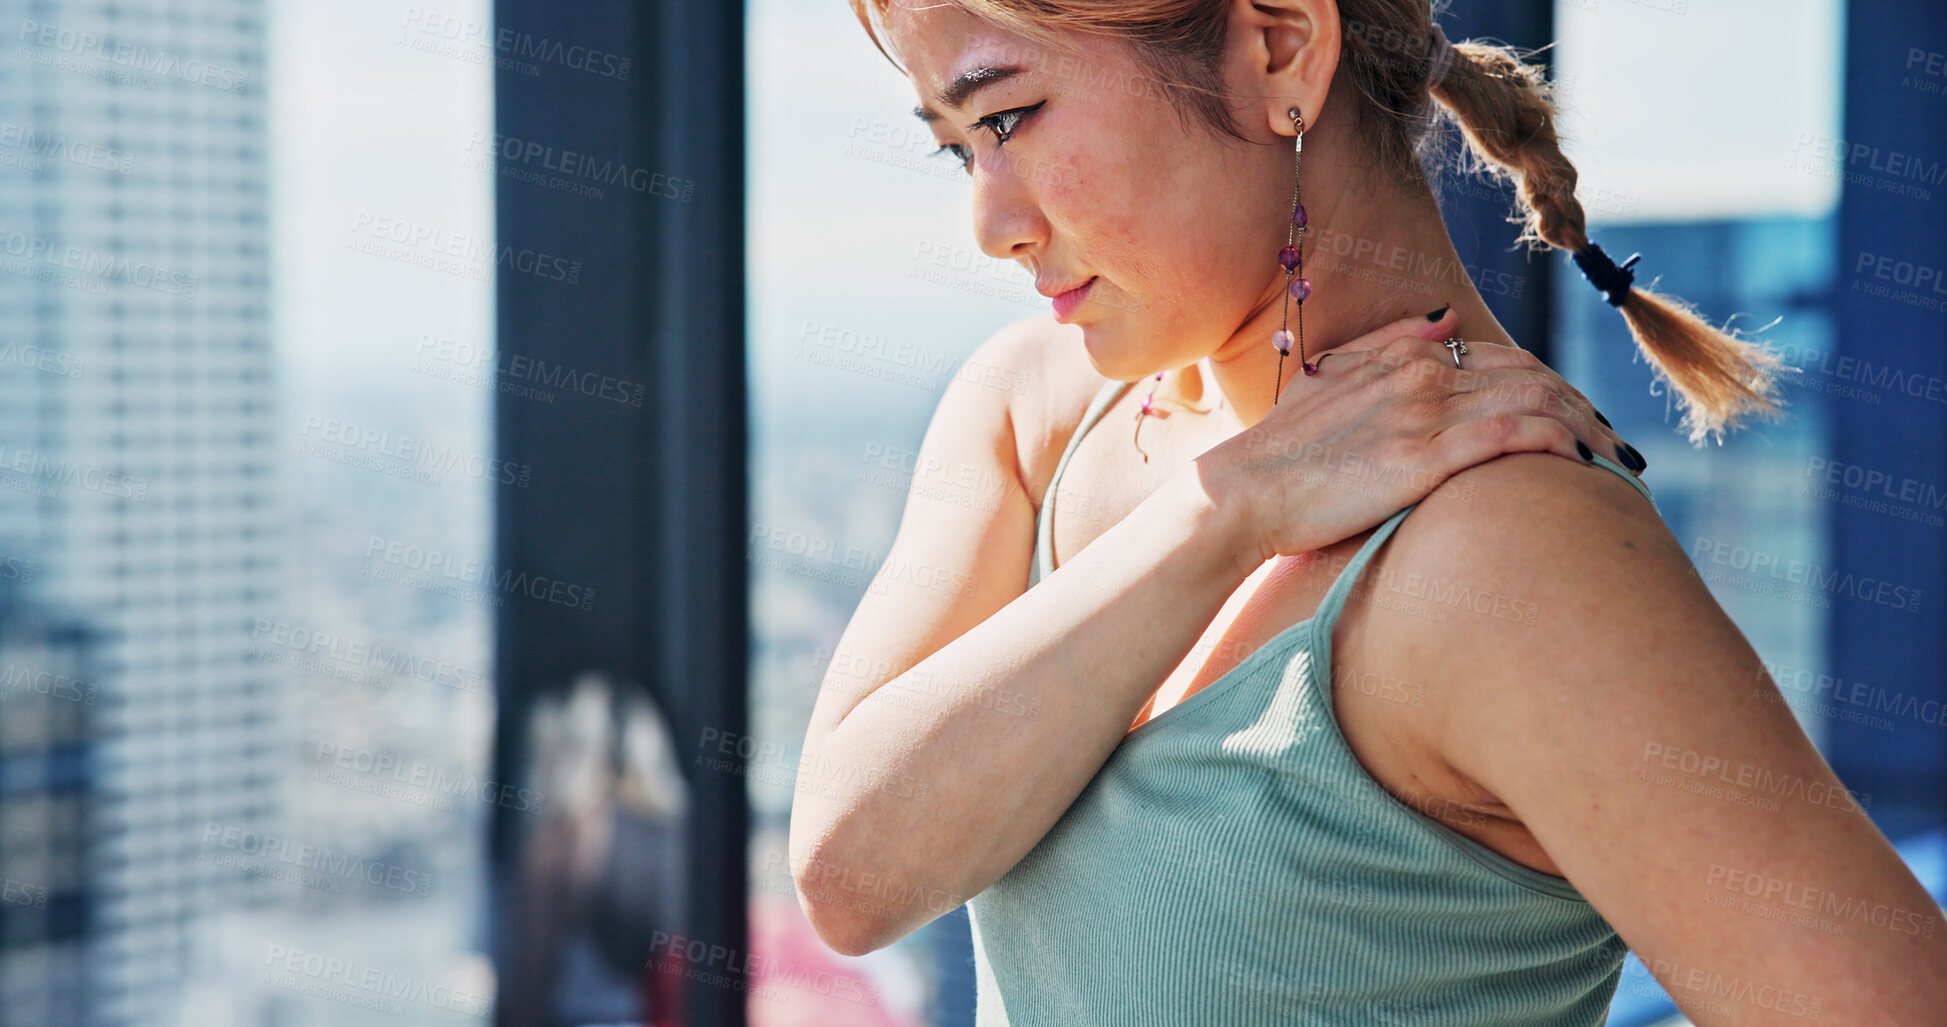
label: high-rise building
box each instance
[0,4,276,1025]
[0,582,97,1027]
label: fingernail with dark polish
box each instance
[1624,442,1647,471]
[1593,408,1612,429]
[1575,440,1594,462]
[1425,303,1451,322]
[1614,443,1644,471]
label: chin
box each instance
[1077,323,1159,383]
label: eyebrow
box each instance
[911,64,1027,123]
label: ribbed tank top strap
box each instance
[1030,378,1137,587]
[1591,450,1655,504]
[1308,505,1416,637]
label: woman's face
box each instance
[887,3,1294,381]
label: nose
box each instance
[968,157,1048,261]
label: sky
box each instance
[270,0,496,383]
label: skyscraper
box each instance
[0,5,276,1025]
[0,580,97,1027]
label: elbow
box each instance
[787,831,902,957]
[798,894,894,958]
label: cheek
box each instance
[1114,170,1270,318]
[1039,140,1191,291]
[1036,145,1147,274]
[1036,114,1275,335]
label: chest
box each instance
[1041,389,1358,729]
[1037,390,1565,878]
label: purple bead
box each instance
[1278,246,1299,272]
[1288,277,1312,302]
[1292,204,1308,228]
[1271,329,1294,355]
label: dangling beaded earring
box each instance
[1272,107,1314,406]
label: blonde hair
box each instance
[849,0,1791,446]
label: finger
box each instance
[1322,325,1649,477]
[1329,305,1463,357]
[1423,411,1589,477]
[1330,334,1539,388]
[1441,367,1642,476]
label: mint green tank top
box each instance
[981,377,1656,1025]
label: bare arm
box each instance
[789,321,1253,955]
[790,314,1638,956]
[1398,452,1946,1024]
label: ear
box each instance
[1225,0,1341,138]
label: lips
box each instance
[1047,276,1096,322]
[1035,275,1091,299]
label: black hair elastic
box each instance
[1572,243,1642,307]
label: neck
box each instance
[1159,163,1518,432]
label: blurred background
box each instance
[0,0,1937,1025]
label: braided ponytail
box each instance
[1427,35,1790,446]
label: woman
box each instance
[790,1,1946,1023]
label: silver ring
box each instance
[1443,337,1468,369]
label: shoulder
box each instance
[1363,446,1740,800]
[1327,450,1685,779]
[964,314,1115,509]
[1362,452,1947,1021]
[1381,449,1669,607]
